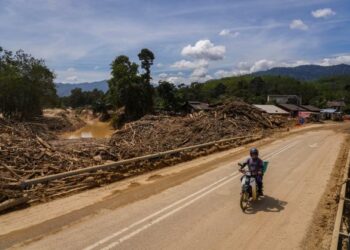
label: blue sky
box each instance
[1,0,349,84]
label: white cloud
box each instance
[158,73,168,78]
[214,70,235,78]
[56,69,110,83]
[171,40,225,83]
[190,74,213,83]
[289,19,308,30]
[214,59,276,79]
[166,76,185,85]
[311,8,336,19]
[214,60,276,78]
[219,29,230,36]
[219,29,240,37]
[191,67,208,78]
[156,63,163,68]
[319,55,350,66]
[237,62,251,71]
[213,54,350,80]
[250,59,276,72]
[66,75,78,82]
[181,39,226,60]
[171,59,209,69]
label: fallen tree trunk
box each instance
[0,196,29,213]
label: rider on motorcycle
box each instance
[239,148,264,196]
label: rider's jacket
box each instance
[241,157,263,174]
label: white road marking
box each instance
[84,171,239,250]
[85,140,299,250]
[101,175,240,250]
[264,141,299,160]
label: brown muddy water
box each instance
[61,120,114,139]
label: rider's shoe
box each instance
[258,190,264,196]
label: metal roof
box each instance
[321,108,337,113]
[186,101,211,111]
[277,103,306,112]
[300,105,321,112]
[327,101,345,107]
[253,105,289,114]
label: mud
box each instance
[302,131,350,250]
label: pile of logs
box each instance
[0,119,107,212]
[0,101,290,213]
[109,101,288,159]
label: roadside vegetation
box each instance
[0,47,58,120]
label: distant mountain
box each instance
[254,64,350,81]
[55,80,108,97]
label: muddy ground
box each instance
[302,126,350,250]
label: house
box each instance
[267,95,302,105]
[182,101,212,113]
[327,101,345,111]
[296,105,321,122]
[253,105,289,116]
[300,105,321,113]
[277,103,306,117]
[321,108,343,121]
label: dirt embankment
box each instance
[302,131,350,250]
[42,108,87,133]
[0,102,291,212]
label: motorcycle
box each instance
[238,162,268,211]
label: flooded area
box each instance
[61,119,114,139]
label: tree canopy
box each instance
[108,49,155,121]
[0,47,57,120]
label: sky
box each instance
[1,0,350,84]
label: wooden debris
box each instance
[0,101,289,213]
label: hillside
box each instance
[55,80,108,97]
[254,64,350,81]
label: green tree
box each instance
[108,55,146,120]
[0,47,57,120]
[68,88,85,108]
[138,48,155,113]
[60,88,105,108]
[210,82,227,99]
[138,48,154,83]
[156,81,178,111]
[108,50,157,121]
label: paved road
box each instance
[1,129,345,250]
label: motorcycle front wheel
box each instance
[240,191,250,211]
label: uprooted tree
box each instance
[0,47,57,120]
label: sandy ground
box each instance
[0,125,348,250]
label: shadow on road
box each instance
[244,195,287,214]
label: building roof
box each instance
[321,108,337,113]
[327,101,346,107]
[300,105,321,112]
[253,105,289,114]
[267,95,302,105]
[277,103,306,112]
[186,101,211,111]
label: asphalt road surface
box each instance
[0,128,345,250]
